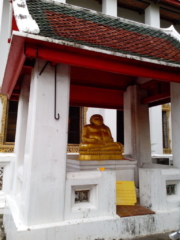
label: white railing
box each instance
[0,153,15,213]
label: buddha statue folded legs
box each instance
[78,114,124,160]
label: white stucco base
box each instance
[67,154,137,184]
[3,197,180,240]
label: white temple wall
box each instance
[0,0,11,86]
[12,76,30,205]
[0,1,3,32]
[149,106,163,155]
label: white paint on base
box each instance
[3,194,180,240]
[67,155,137,184]
[140,164,180,212]
[65,171,116,220]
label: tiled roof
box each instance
[26,0,180,65]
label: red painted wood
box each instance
[1,36,26,97]
[12,15,19,31]
[142,91,170,104]
[70,85,124,109]
[25,46,180,83]
[1,33,179,105]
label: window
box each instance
[5,101,18,143]
[0,95,87,153]
[117,110,124,145]
[68,106,81,144]
[67,106,87,153]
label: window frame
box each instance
[0,94,88,153]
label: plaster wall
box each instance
[64,171,116,220]
[0,0,3,33]
[67,157,137,184]
[18,60,70,226]
[124,85,151,167]
[171,82,180,168]
[140,164,180,211]
[0,0,11,86]
[149,106,163,155]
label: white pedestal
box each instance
[67,154,137,184]
[140,164,180,212]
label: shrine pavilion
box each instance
[0,0,180,239]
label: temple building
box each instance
[0,0,180,239]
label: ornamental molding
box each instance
[162,25,180,43]
[12,0,40,34]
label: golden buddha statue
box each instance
[78,114,123,160]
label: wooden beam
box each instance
[70,85,123,109]
[142,91,170,104]
[25,46,180,83]
[140,80,159,90]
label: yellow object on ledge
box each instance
[78,114,123,161]
[116,181,137,205]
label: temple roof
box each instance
[2,0,180,106]
[14,0,180,67]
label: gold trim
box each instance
[67,144,79,153]
[0,94,14,153]
[162,104,172,154]
[162,104,171,112]
[0,100,88,154]
[0,94,8,145]
[83,107,88,125]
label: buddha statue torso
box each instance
[78,114,123,160]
